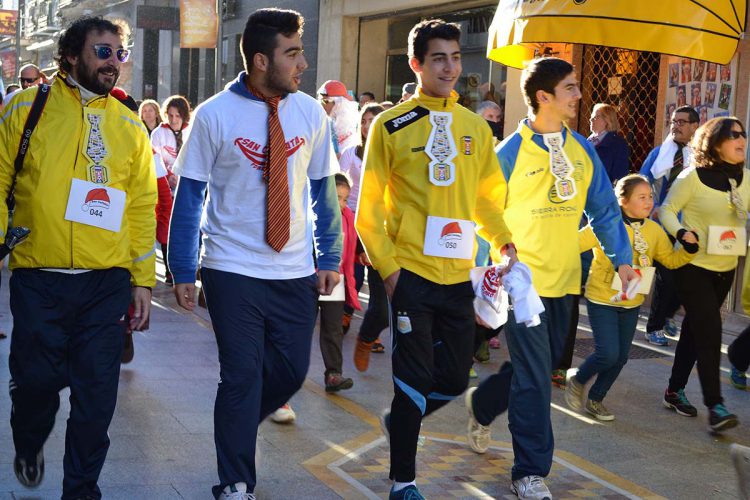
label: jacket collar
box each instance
[412,86,459,111]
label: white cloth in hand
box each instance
[502,262,545,327]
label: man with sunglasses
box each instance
[0,16,155,499]
[641,106,699,350]
[2,64,44,107]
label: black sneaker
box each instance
[709,404,739,432]
[14,451,44,487]
[663,389,698,417]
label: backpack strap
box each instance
[7,84,51,212]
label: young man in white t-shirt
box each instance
[168,8,341,500]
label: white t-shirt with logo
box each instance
[173,89,338,280]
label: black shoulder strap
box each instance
[14,84,51,175]
[7,84,51,211]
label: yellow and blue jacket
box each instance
[355,88,512,285]
[497,120,632,297]
[0,76,157,287]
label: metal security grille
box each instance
[578,47,661,172]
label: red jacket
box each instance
[341,206,361,310]
[155,176,173,244]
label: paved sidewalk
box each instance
[0,266,748,499]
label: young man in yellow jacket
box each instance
[0,17,156,499]
[355,19,513,500]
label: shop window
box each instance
[579,47,660,171]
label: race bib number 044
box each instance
[64,178,126,233]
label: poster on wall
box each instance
[663,55,737,138]
[180,0,217,48]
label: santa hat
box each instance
[85,188,110,205]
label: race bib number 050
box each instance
[423,216,474,260]
[64,178,126,233]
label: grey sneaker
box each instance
[730,443,750,500]
[585,399,615,421]
[465,387,491,454]
[511,475,552,499]
[564,370,584,411]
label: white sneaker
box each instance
[730,443,750,500]
[218,482,256,500]
[270,403,296,424]
[465,387,491,454]
[511,475,552,499]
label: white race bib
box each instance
[707,225,747,256]
[611,266,655,296]
[64,178,126,233]
[423,216,474,260]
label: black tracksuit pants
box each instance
[388,269,475,482]
[9,268,131,500]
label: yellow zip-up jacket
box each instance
[355,88,511,285]
[579,218,694,308]
[0,77,157,287]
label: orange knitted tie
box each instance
[264,95,290,252]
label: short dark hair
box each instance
[56,16,128,73]
[673,105,699,124]
[162,95,191,123]
[691,116,746,168]
[521,57,575,113]
[408,19,461,64]
[360,91,375,100]
[241,8,304,74]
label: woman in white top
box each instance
[151,95,191,191]
[150,95,191,284]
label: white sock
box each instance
[392,480,416,492]
[224,482,248,494]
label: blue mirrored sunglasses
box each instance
[92,44,130,63]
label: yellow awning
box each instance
[488,0,746,68]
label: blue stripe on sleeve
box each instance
[496,133,523,182]
[576,134,633,269]
[310,175,342,272]
[167,177,207,284]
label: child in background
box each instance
[317,173,361,392]
[566,174,697,420]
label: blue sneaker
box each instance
[645,330,669,346]
[709,404,739,432]
[730,365,748,390]
[389,485,425,500]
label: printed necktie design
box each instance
[425,111,457,186]
[542,132,576,200]
[630,221,650,267]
